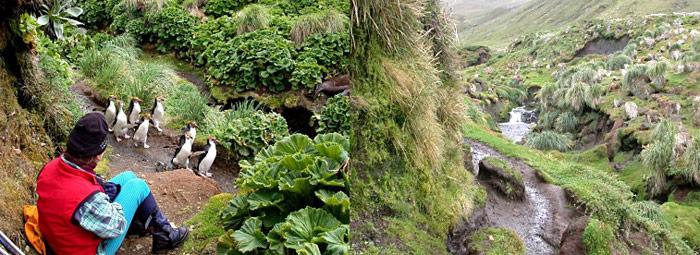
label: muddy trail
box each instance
[71,81,237,254]
[449,140,578,255]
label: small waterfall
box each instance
[498,107,536,143]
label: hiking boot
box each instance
[151,224,189,252]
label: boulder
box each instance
[478,157,525,200]
[624,102,638,119]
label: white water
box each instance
[498,107,535,143]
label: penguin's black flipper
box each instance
[198,144,210,163]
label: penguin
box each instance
[112,100,132,142]
[172,135,194,169]
[192,136,217,177]
[127,97,143,125]
[104,95,117,132]
[183,121,198,140]
[133,113,151,148]
[151,96,165,133]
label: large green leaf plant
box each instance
[38,0,84,40]
[218,133,350,254]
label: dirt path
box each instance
[449,140,578,255]
[71,82,238,254]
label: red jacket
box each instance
[37,157,104,255]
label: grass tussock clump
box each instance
[466,227,525,255]
[525,130,572,151]
[234,4,271,35]
[77,34,208,129]
[290,9,347,45]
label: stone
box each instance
[624,102,638,119]
[613,99,622,108]
[478,157,525,200]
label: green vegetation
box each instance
[37,0,85,40]
[466,227,525,255]
[464,122,692,253]
[481,156,523,199]
[164,82,210,129]
[77,35,175,109]
[350,0,476,253]
[201,101,289,160]
[525,131,572,151]
[314,95,349,135]
[182,193,234,254]
[454,0,700,48]
[582,218,614,255]
[640,120,677,197]
[218,133,349,254]
[206,30,294,92]
[607,54,631,70]
[661,202,700,250]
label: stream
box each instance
[497,106,536,143]
[452,108,575,254]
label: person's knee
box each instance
[122,171,137,179]
[124,178,151,194]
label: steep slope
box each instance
[456,0,700,48]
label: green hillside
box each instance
[456,0,700,48]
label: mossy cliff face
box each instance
[0,6,55,245]
[349,0,477,253]
[0,1,70,244]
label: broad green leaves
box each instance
[203,108,289,161]
[206,30,295,92]
[314,96,350,136]
[219,134,349,254]
[233,218,268,252]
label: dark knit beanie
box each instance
[67,112,109,158]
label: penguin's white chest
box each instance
[186,128,196,140]
[115,109,128,127]
[129,103,141,124]
[199,146,216,172]
[175,142,192,163]
[153,103,164,121]
[106,103,116,117]
[134,120,149,141]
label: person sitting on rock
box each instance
[36,112,189,255]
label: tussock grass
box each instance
[647,61,668,87]
[607,54,631,70]
[679,135,700,185]
[565,82,588,112]
[290,9,347,44]
[164,81,209,129]
[350,1,475,253]
[78,35,208,128]
[234,4,270,35]
[556,111,578,133]
[641,120,677,197]
[525,130,572,151]
[351,0,422,52]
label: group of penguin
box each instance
[102,96,217,177]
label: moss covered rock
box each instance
[466,227,525,255]
[661,202,700,250]
[478,156,525,200]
